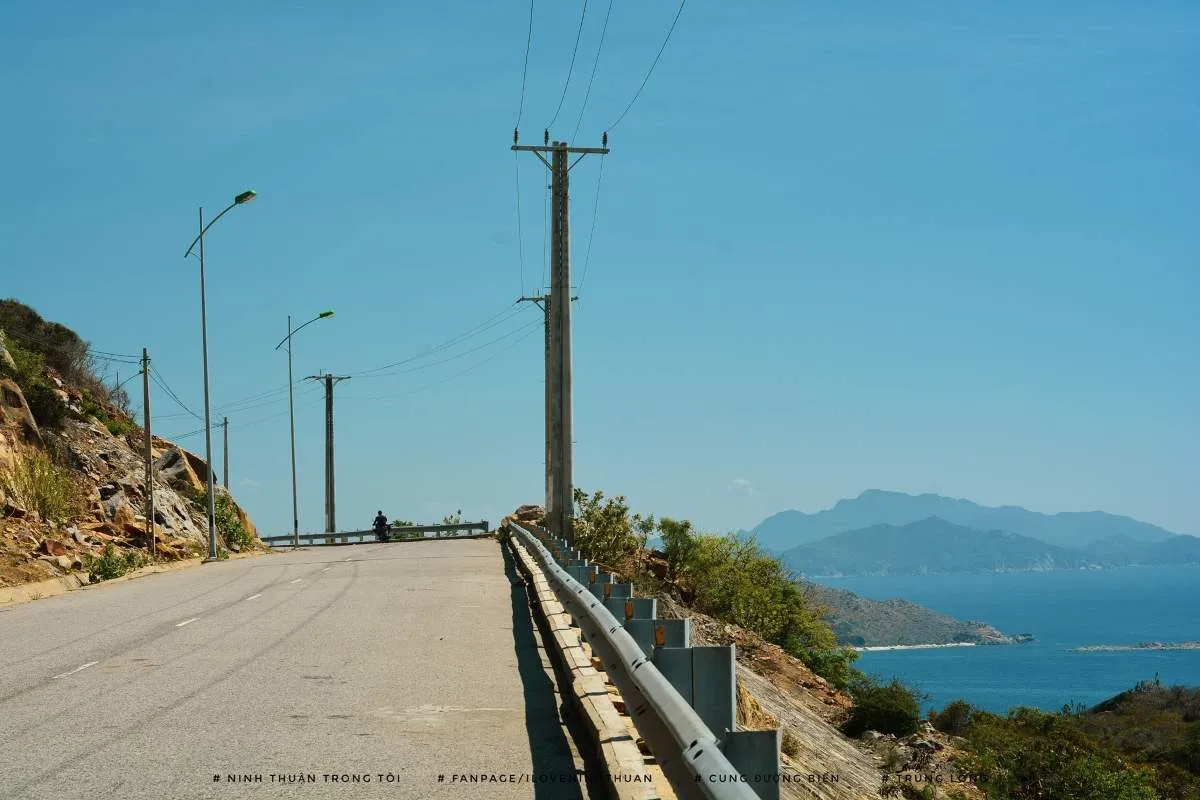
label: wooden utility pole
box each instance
[141,348,155,556]
[222,416,229,489]
[513,134,608,543]
[306,373,351,534]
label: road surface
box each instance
[0,539,591,799]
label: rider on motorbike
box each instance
[373,510,390,542]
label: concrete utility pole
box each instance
[141,349,155,557]
[306,374,351,534]
[222,416,229,489]
[513,134,609,543]
[519,292,580,525]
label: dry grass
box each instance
[2,448,81,523]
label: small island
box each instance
[1071,641,1200,653]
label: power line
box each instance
[606,0,687,132]
[346,323,541,403]
[515,0,535,129]
[1,328,140,364]
[349,303,524,378]
[150,371,201,421]
[547,0,589,130]
[354,317,541,380]
[571,0,613,142]
[577,156,606,292]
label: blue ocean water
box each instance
[813,565,1200,714]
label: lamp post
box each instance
[184,189,257,562]
[275,311,334,549]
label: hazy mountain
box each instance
[1084,533,1200,567]
[780,517,1091,577]
[748,489,1178,552]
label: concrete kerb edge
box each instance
[506,531,662,800]
[0,548,268,608]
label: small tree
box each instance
[843,678,923,737]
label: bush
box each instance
[87,544,148,582]
[0,300,93,387]
[2,449,80,522]
[963,707,1160,800]
[843,677,922,737]
[931,699,976,736]
[658,516,699,578]
[215,493,255,551]
[572,489,654,570]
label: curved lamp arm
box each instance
[274,311,335,350]
[184,190,257,258]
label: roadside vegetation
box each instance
[566,488,866,694]
[86,543,149,582]
[930,680,1200,800]
[0,299,137,434]
[1,449,81,523]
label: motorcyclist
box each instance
[373,510,390,541]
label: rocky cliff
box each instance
[0,314,258,592]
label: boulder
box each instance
[111,501,136,528]
[55,555,73,570]
[513,504,544,522]
[40,538,69,557]
[154,447,207,493]
[0,378,41,443]
[3,500,27,519]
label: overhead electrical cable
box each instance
[547,0,590,130]
[577,156,606,292]
[514,0,535,129]
[353,317,541,380]
[606,0,687,132]
[571,0,613,142]
[348,303,524,378]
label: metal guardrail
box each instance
[260,520,490,547]
[506,520,780,800]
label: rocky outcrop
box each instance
[0,378,40,446]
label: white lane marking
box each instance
[321,567,330,573]
[53,661,98,679]
[175,617,198,628]
[289,578,302,584]
[245,593,263,601]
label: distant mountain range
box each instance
[743,491,1199,577]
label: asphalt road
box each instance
[0,539,591,799]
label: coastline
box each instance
[852,642,978,652]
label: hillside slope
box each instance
[1,303,258,592]
[805,581,1026,647]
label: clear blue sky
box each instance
[2,1,1196,536]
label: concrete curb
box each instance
[0,548,268,608]
[507,534,664,800]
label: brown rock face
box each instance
[0,378,41,443]
[154,447,206,493]
[40,539,69,557]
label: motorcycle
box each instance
[373,520,391,542]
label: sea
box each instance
[811,564,1200,714]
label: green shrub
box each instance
[215,493,255,551]
[1,449,80,522]
[87,544,148,582]
[658,516,699,578]
[931,699,976,736]
[963,707,1160,800]
[572,489,654,570]
[843,677,922,737]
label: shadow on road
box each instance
[502,543,603,800]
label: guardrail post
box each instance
[653,645,736,744]
[722,731,781,800]
[602,597,657,622]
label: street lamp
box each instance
[275,310,334,549]
[184,189,257,562]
